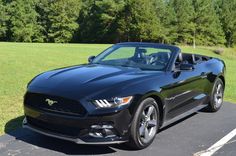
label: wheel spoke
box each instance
[144,128,149,139]
[141,111,146,120]
[216,84,221,94]
[139,124,146,136]
[146,106,154,118]
[148,120,157,127]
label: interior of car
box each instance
[131,48,213,70]
[130,48,171,66]
[175,53,212,69]
[98,46,212,71]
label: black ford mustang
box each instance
[23,42,226,149]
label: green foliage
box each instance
[47,0,81,43]
[171,0,195,44]
[35,0,51,42]
[0,0,235,45]
[234,33,236,47]
[8,0,44,42]
[216,0,236,47]
[193,0,225,45]
[0,0,8,39]
[118,0,161,42]
[79,0,125,43]
[153,0,177,44]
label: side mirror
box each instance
[180,63,194,71]
[88,56,95,63]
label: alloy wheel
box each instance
[214,83,223,109]
[138,104,158,144]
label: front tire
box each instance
[207,78,224,112]
[128,98,160,150]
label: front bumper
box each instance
[23,119,127,144]
[23,105,131,144]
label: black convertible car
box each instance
[23,42,226,149]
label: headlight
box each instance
[93,96,133,108]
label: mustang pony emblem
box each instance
[45,99,57,106]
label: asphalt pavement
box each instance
[0,102,235,156]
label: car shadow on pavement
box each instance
[4,116,24,134]
[4,116,121,155]
[4,112,198,155]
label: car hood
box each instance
[28,64,163,100]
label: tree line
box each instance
[0,0,236,47]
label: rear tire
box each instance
[207,78,224,112]
[127,98,160,150]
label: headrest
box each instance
[134,48,147,59]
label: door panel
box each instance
[163,67,207,120]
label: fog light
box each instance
[91,124,113,129]
[89,124,116,138]
[102,129,116,138]
[89,132,103,138]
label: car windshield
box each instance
[92,44,175,71]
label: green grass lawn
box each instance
[0,42,235,135]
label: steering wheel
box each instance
[149,54,166,66]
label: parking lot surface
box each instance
[0,102,235,156]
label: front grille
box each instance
[24,92,87,116]
[26,116,80,136]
